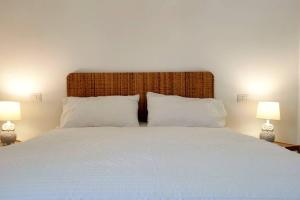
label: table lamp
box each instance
[0,101,21,145]
[256,101,280,142]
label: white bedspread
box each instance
[0,127,300,200]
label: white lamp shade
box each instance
[0,101,21,121]
[256,101,280,120]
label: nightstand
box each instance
[0,140,21,147]
[273,141,300,153]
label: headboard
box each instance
[67,72,214,121]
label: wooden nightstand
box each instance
[273,141,300,153]
[0,140,21,147]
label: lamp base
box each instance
[2,121,15,131]
[260,130,275,142]
[0,130,17,145]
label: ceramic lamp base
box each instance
[0,131,17,145]
[260,130,275,142]
[2,121,15,131]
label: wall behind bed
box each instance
[0,0,299,143]
[298,0,300,144]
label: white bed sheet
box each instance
[0,127,300,200]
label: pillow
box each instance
[147,92,227,127]
[60,95,139,128]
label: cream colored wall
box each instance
[0,0,299,143]
[298,0,300,144]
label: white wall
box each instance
[0,0,299,143]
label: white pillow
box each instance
[60,95,140,128]
[147,92,227,127]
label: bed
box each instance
[0,72,299,200]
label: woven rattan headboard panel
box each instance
[67,72,214,121]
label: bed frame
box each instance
[67,72,214,121]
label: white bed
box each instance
[1,127,300,200]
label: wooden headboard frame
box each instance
[67,72,214,121]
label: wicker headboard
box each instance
[67,72,214,121]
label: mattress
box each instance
[0,127,299,200]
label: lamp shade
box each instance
[256,101,280,120]
[0,101,21,121]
